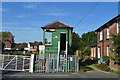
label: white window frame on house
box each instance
[97,47,101,58]
[107,46,110,56]
[93,47,96,57]
[100,30,103,41]
[117,21,120,34]
[106,26,110,39]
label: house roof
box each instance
[29,41,42,46]
[95,14,120,32]
[41,20,73,29]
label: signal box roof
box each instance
[41,20,73,29]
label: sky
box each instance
[1,2,118,43]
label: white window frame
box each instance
[94,47,96,57]
[97,47,101,58]
[107,46,110,56]
[100,30,103,41]
[117,21,119,34]
[107,26,110,39]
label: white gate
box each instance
[0,54,30,71]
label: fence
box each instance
[0,54,30,71]
[34,54,79,73]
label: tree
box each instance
[71,31,97,57]
[0,41,5,52]
[17,46,25,50]
[71,32,81,52]
[0,31,12,37]
[80,31,97,57]
[81,31,97,48]
[111,33,120,65]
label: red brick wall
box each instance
[97,22,118,58]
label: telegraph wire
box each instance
[74,2,100,28]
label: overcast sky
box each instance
[2,2,118,43]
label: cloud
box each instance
[3,22,18,25]
[24,3,37,9]
[15,14,30,18]
[16,15,26,18]
[2,26,32,30]
[44,12,67,16]
[23,3,70,17]
[40,5,69,17]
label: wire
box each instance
[74,2,99,28]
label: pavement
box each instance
[1,65,119,80]
[0,70,2,80]
[1,70,119,78]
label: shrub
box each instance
[92,58,99,64]
[25,52,31,56]
[103,56,110,65]
[96,64,110,72]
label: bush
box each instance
[96,64,110,72]
[83,66,94,71]
[25,52,31,56]
[103,56,110,65]
[92,58,99,64]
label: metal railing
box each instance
[0,54,30,71]
[34,54,79,73]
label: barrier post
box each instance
[29,54,34,73]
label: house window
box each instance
[107,46,110,56]
[100,30,103,41]
[117,21,120,33]
[93,47,96,57]
[107,26,110,39]
[45,32,52,45]
[97,47,101,58]
[119,21,120,33]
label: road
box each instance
[1,70,119,79]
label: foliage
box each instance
[103,56,110,65]
[111,33,120,65]
[72,31,97,56]
[82,48,91,56]
[81,31,97,48]
[25,52,31,56]
[79,65,94,72]
[80,58,98,67]
[0,31,13,38]
[71,32,81,52]
[0,41,5,51]
[36,48,39,52]
[110,70,120,74]
[96,64,110,72]
[79,67,84,73]
[17,46,25,50]
[83,66,95,72]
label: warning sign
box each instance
[39,45,45,55]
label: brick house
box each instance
[28,41,42,52]
[95,14,120,71]
[15,43,28,50]
[0,32,14,50]
[90,45,97,60]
